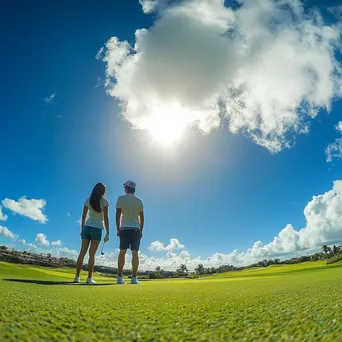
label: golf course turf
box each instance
[1,261,341,341]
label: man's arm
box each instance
[139,211,144,237]
[116,208,122,236]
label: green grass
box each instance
[1,261,342,341]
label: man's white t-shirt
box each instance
[84,197,109,229]
[116,194,143,229]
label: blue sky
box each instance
[1,0,342,270]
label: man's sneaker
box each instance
[130,277,140,284]
[117,276,125,284]
[74,276,80,283]
[86,278,96,284]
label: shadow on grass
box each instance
[3,279,115,286]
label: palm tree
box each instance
[177,264,188,276]
[321,245,329,258]
[155,266,161,272]
[195,264,205,275]
[333,245,338,255]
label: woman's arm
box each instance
[103,206,110,235]
[81,205,88,231]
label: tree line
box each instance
[1,243,341,279]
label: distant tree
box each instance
[176,264,188,276]
[274,259,280,264]
[153,266,164,279]
[195,264,205,275]
[333,245,338,255]
[321,245,329,258]
[311,253,321,261]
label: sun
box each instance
[145,103,192,145]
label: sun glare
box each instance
[145,104,192,145]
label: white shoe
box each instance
[86,278,96,284]
[117,276,125,284]
[74,276,80,283]
[130,277,140,284]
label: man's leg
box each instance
[118,249,126,277]
[132,250,139,278]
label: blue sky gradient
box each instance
[1,0,342,269]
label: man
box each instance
[116,180,144,284]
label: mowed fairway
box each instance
[1,261,342,341]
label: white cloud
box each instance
[149,238,185,251]
[326,121,342,162]
[328,6,342,20]
[26,243,38,250]
[35,233,49,246]
[0,206,8,221]
[43,92,57,105]
[2,197,47,223]
[98,0,342,153]
[51,240,62,247]
[139,0,167,13]
[0,226,16,240]
[51,246,78,258]
[18,239,38,250]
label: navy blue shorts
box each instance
[119,229,141,251]
[81,226,102,241]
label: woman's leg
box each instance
[76,239,90,277]
[87,240,100,279]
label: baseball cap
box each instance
[123,180,136,189]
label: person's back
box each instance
[117,194,143,229]
[116,180,144,285]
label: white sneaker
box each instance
[130,277,140,284]
[117,276,125,284]
[86,278,96,284]
[74,276,80,283]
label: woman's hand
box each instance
[104,233,110,242]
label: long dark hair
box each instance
[90,183,106,213]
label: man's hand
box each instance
[104,233,110,242]
[116,230,120,237]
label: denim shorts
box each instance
[81,225,102,241]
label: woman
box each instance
[74,183,110,284]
